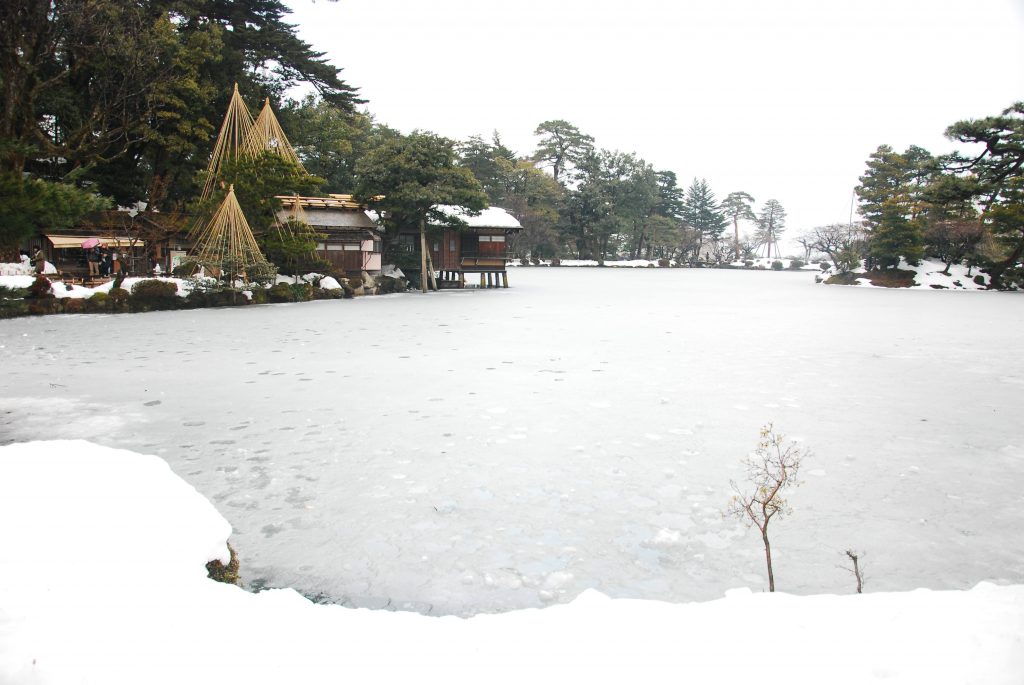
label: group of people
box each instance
[86,245,123,278]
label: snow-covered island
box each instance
[2,440,1021,685]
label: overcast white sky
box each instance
[285,0,1024,241]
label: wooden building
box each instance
[30,210,188,280]
[397,206,522,288]
[275,194,382,275]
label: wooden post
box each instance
[459,272,465,289]
[419,218,428,293]
[502,272,508,288]
[479,273,485,288]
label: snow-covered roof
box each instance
[434,205,522,230]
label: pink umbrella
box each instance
[81,238,102,249]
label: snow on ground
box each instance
[0,268,346,299]
[732,257,824,270]
[508,258,664,267]
[1,440,1021,685]
[821,258,993,290]
[510,258,824,269]
[0,268,1022,618]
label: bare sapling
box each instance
[844,549,865,593]
[726,423,806,592]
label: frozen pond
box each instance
[2,268,1022,615]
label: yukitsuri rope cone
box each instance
[286,193,308,225]
[246,98,305,171]
[192,184,274,283]
[200,83,256,202]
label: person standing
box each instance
[87,245,101,277]
[100,249,112,277]
[32,246,46,275]
[111,249,121,275]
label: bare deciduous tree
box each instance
[809,223,866,273]
[844,549,865,594]
[726,424,806,592]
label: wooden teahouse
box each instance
[397,206,522,288]
[275,194,383,276]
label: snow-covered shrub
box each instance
[790,259,805,269]
[86,292,109,312]
[771,260,784,271]
[267,283,294,303]
[130,279,180,311]
[743,260,754,268]
[108,287,130,312]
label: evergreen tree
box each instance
[681,178,727,261]
[214,151,324,239]
[943,102,1024,287]
[533,120,594,185]
[0,0,363,247]
[457,133,517,205]
[0,171,110,259]
[869,199,923,269]
[721,191,757,260]
[856,145,936,226]
[754,199,786,259]
[279,95,397,193]
[500,160,563,260]
[354,131,487,292]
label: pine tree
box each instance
[869,199,923,269]
[533,120,595,185]
[944,102,1024,287]
[681,179,727,261]
[354,132,487,292]
[721,191,757,260]
[754,199,786,259]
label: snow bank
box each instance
[515,259,664,267]
[0,265,347,301]
[821,259,992,290]
[1,441,1021,685]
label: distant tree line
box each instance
[0,1,794,269]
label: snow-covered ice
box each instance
[1,440,1022,685]
[1,268,1022,616]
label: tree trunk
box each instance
[986,239,1023,289]
[419,217,428,293]
[733,217,740,260]
[762,527,775,592]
